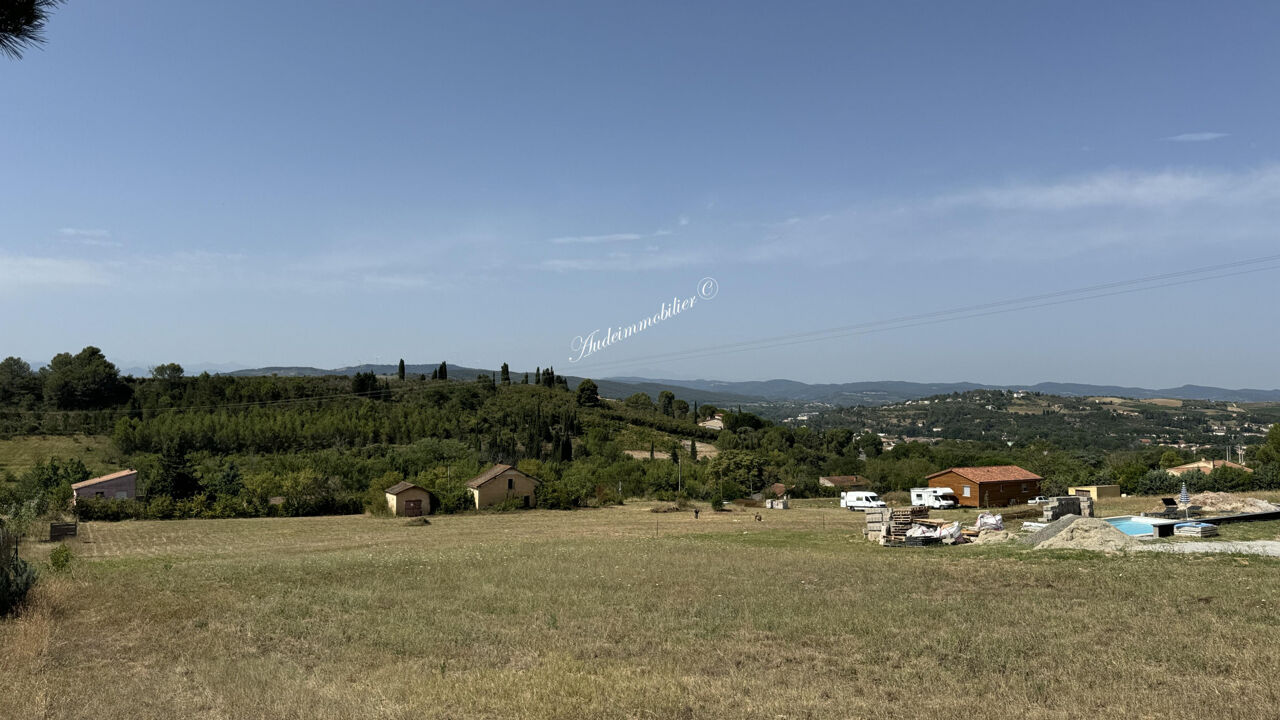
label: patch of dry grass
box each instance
[4,503,1280,719]
[0,434,118,476]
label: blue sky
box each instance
[3,1,1279,387]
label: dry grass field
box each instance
[5,502,1280,719]
[0,434,118,477]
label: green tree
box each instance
[204,461,244,499]
[624,392,654,412]
[658,391,675,417]
[352,372,379,395]
[41,346,130,409]
[690,438,697,461]
[438,362,448,381]
[0,356,40,406]
[522,372,529,384]
[1256,425,1280,466]
[398,359,406,381]
[500,363,511,386]
[575,379,600,407]
[150,363,185,382]
[0,0,64,60]
[672,399,690,419]
[1159,450,1183,469]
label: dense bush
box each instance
[1,555,37,616]
[49,543,72,571]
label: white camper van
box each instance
[911,487,959,509]
[840,491,886,511]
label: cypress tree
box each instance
[439,362,448,380]
[522,372,529,384]
[398,358,406,381]
[431,368,438,380]
[500,362,511,386]
[690,438,697,461]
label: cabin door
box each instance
[404,499,423,517]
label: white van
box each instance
[840,491,886,510]
[911,487,959,509]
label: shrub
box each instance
[1,555,37,616]
[880,491,908,507]
[49,543,72,571]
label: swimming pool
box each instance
[1105,516,1160,537]
[1105,515,1184,537]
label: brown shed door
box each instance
[404,499,422,517]
[1075,489,1091,498]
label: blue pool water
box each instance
[1105,517,1156,536]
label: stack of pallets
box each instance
[879,506,929,545]
[864,508,888,539]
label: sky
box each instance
[3,1,1279,388]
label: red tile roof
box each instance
[819,475,869,487]
[925,465,1042,484]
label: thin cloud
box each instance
[0,255,112,288]
[58,228,122,248]
[933,167,1280,211]
[1163,132,1230,143]
[541,249,705,272]
[59,227,111,238]
[548,232,645,245]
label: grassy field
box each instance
[5,502,1280,719]
[0,434,118,477]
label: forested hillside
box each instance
[3,348,1280,523]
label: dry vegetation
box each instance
[0,434,118,476]
[4,502,1280,719]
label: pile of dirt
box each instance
[1187,492,1279,514]
[972,530,1014,545]
[1035,518,1135,554]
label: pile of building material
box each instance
[1174,522,1220,538]
[1031,517,1135,554]
[865,506,928,544]
[1186,493,1278,514]
[972,529,1015,545]
[1042,495,1094,522]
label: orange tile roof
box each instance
[925,465,1042,484]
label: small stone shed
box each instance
[384,481,437,517]
[71,469,138,503]
[466,464,540,509]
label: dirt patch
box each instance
[1035,518,1135,554]
[1187,493,1279,514]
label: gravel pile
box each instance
[1034,517,1135,554]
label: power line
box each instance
[569,252,1280,373]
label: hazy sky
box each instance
[3,1,1279,387]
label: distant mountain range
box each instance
[606,377,1280,405]
[214,364,1280,405]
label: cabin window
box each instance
[95,491,105,498]
[115,491,128,499]
[1021,483,1028,492]
[962,486,971,498]
[508,478,513,490]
